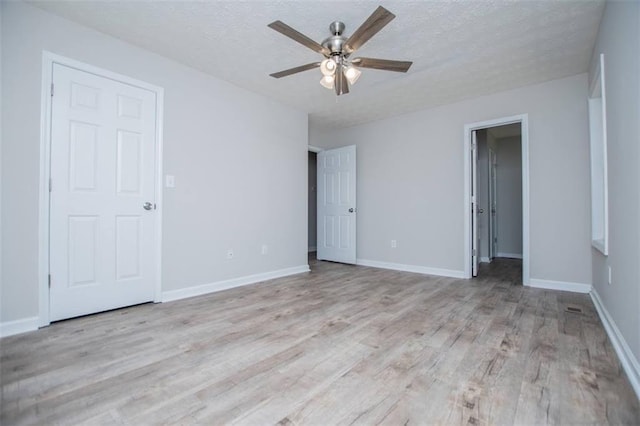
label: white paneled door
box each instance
[49,63,158,321]
[317,145,356,264]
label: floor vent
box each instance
[565,306,583,314]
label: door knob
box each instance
[349,208,355,213]
[143,202,153,210]
[478,209,484,213]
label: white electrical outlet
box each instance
[227,249,234,259]
[261,244,268,255]
[391,240,397,248]
[608,266,612,285]
[165,175,175,188]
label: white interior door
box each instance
[317,145,356,264]
[471,130,479,277]
[49,63,157,321]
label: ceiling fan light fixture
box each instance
[320,75,335,89]
[320,58,337,76]
[344,65,362,85]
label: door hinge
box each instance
[48,274,51,288]
[49,178,52,192]
[472,249,477,256]
[51,83,54,97]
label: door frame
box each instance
[471,130,479,276]
[488,148,498,260]
[463,114,529,285]
[38,51,165,327]
[308,145,323,255]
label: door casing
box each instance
[488,148,498,260]
[38,51,165,326]
[463,114,529,284]
[471,130,479,277]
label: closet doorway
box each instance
[464,115,530,284]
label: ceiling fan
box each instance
[268,6,412,96]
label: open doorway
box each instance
[476,125,523,272]
[308,151,317,255]
[464,115,530,285]
[309,145,357,264]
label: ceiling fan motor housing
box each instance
[322,21,349,58]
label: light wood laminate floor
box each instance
[2,258,639,425]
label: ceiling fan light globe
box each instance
[344,66,362,85]
[320,58,337,76]
[320,75,335,89]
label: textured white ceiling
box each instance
[30,0,604,129]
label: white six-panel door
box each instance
[49,63,157,321]
[317,145,356,264]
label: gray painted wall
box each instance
[590,1,640,368]
[1,2,308,324]
[311,73,591,285]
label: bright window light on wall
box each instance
[589,53,608,255]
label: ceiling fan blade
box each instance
[268,21,330,56]
[345,6,395,53]
[352,57,412,73]
[269,62,321,79]
[334,64,349,95]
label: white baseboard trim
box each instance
[480,256,491,263]
[527,278,592,293]
[496,252,523,259]
[0,316,39,338]
[308,246,317,253]
[590,288,640,399]
[161,265,310,303]
[356,259,465,279]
